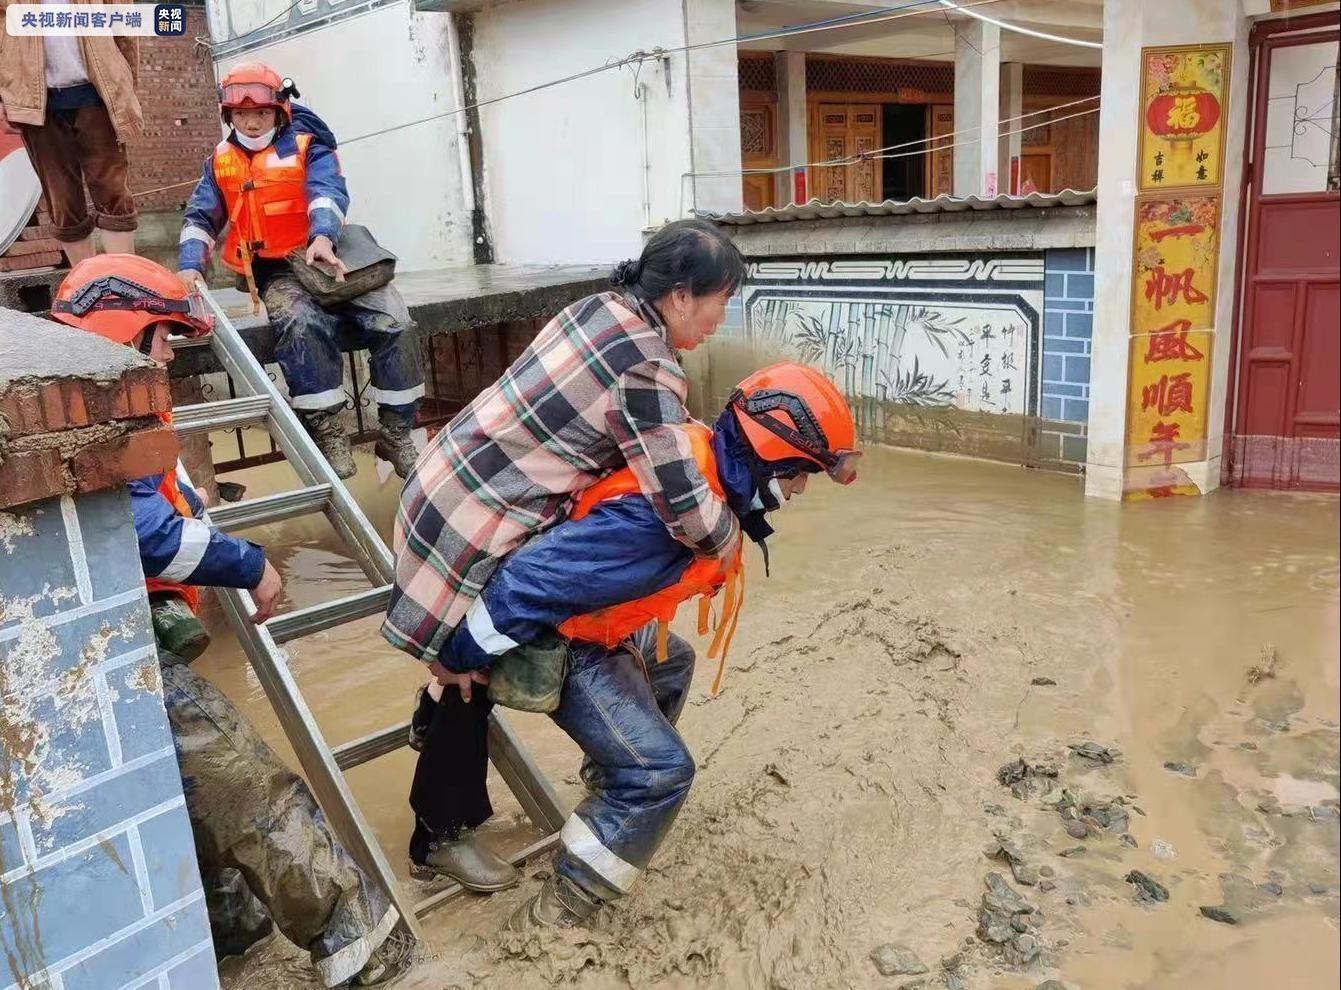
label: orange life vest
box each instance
[144,411,201,612]
[212,133,312,276]
[558,423,745,695]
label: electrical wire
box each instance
[210,0,307,53]
[707,94,1100,177]
[935,0,1102,50]
[336,0,1008,148]
[689,105,1100,182]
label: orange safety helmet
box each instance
[218,62,296,123]
[52,254,214,347]
[730,362,860,485]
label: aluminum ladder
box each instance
[171,290,567,940]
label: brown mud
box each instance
[206,368,1337,989]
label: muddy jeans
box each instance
[262,272,425,414]
[550,625,697,904]
[160,659,398,987]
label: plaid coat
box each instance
[382,291,740,663]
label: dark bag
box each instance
[286,224,397,306]
[486,631,570,713]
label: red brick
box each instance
[2,239,59,258]
[0,449,66,510]
[17,224,57,241]
[0,366,171,437]
[0,252,62,272]
[60,379,89,427]
[70,425,179,494]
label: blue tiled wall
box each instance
[1,489,217,990]
[1042,247,1095,426]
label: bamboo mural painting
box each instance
[739,256,1044,441]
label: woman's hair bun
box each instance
[610,259,640,288]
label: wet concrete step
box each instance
[265,584,392,644]
[172,394,271,435]
[209,484,333,531]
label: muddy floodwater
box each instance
[206,392,1338,989]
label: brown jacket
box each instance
[0,0,142,142]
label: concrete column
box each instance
[774,51,808,206]
[683,0,743,214]
[999,62,1024,193]
[1085,0,1251,499]
[953,18,1001,197]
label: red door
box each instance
[1229,17,1340,490]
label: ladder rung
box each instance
[173,395,272,436]
[333,721,410,771]
[209,484,333,531]
[412,832,562,918]
[266,584,392,644]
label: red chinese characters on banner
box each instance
[1141,373,1195,417]
[1144,265,1211,311]
[1144,320,1206,362]
[1125,328,1214,475]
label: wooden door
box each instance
[739,100,777,212]
[927,105,954,197]
[1019,153,1052,194]
[1230,22,1340,490]
[808,103,881,204]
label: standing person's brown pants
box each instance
[18,102,137,243]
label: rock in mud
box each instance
[978,872,1036,946]
[1163,761,1198,777]
[1057,845,1086,858]
[1058,791,1130,835]
[1038,880,1056,892]
[1151,839,1177,860]
[1005,932,1041,966]
[1031,676,1057,686]
[1037,982,1069,990]
[1064,820,1089,839]
[1068,741,1121,764]
[869,943,929,977]
[1200,905,1239,925]
[984,835,1040,886]
[1125,870,1169,903]
[997,757,1060,800]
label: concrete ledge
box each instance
[166,264,610,378]
[0,307,178,510]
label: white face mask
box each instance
[235,127,276,151]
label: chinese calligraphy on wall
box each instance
[1125,44,1232,500]
[740,256,1042,419]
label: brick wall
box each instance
[0,488,218,990]
[129,4,220,212]
[1040,247,1096,469]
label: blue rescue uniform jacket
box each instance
[130,473,265,590]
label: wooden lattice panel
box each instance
[738,53,777,93]
[806,56,953,98]
[1022,65,1102,98]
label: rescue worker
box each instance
[384,220,747,892]
[51,255,411,987]
[177,62,423,480]
[416,362,859,929]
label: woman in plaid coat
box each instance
[383,219,747,893]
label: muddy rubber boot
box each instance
[374,407,418,479]
[408,821,520,892]
[407,685,436,753]
[506,872,601,932]
[348,931,415,987]
[301,407,356,480]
